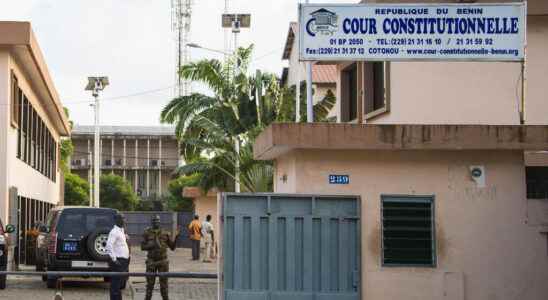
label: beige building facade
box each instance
[282,22,339,120]
[0,22,70,264]
[253,1,548,299]
[183,187,219,238]
[70,125,179,200]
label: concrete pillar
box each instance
[87,139,92,182]
[146,139,150,197]
[111,139,114,174]
[159,139,162,196]
[134,140,138,194]
[123,139,127,166]
[123,139,126,181]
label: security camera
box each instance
[469,166,485,188]
[470,167,483,178]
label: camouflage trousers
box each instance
[145,260,169,300]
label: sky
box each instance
[0,0,354,126]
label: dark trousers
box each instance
[191,239,200,260]
[109,257,129,300]
[145,262,169,300]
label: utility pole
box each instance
[222,13,251,193]
[88,151,93,207]
[233,16,241,193]
[86,77,109,207]
[305,0,314,123]
[296,20,301,123]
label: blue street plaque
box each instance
[329,175,350,184]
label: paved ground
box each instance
[0,247,217,300]
[130,247,218,300]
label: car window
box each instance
[57,211,115,235]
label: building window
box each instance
[15,90,57,182]
[11,72,20,128]
[526,167,548,199]
[381,195,436,267]
[341,63,357,121]
[22,96,29,162]
[364,62,389,119]
[17,89,23,158]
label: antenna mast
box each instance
[172,0,193,97]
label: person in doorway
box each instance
[188,215,202,260]
[201,215,215,263]
[106,213,130,300]
[141,215,180,300]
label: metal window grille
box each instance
[381,195,436,267]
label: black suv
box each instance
[38,207,126,289]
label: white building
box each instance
[0,22,70,263]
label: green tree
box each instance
[160,45,333,193]
[64,172,89,206]
[166,174,201,212]
[100,174,139,211]
[60,107,74,174]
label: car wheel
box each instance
[46,276,58,289]
[0,275,6,290]
[86,228,111,261]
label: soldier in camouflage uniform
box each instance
[141,215,180,300]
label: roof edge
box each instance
[254,123,548,160]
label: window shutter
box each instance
[382,196,436,267]
[10,71,20,128]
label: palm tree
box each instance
[161,45,273,192]
[161,45,334,193]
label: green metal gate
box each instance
[222,193,361,300]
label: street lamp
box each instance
[186,41,244,193]
[85,76,109,207]
[186,43,230,56]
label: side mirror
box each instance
[5,224,15,234]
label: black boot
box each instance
[145,289,153,300]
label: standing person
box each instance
[141,215,180,300]
[106,213,130,300]
[201,215,215,263]
[188,215,202,260]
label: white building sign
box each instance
[299,3,526,61]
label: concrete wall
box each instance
[274,149,548,300]
[0,51,10,222]
[286,30,305,88]
[0,50,62,221]
[193,195,219,239]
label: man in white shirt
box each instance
[201,215,215,263]
[106,213,130,300]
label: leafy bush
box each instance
[166,174,201,212]
[64,172,89,206]
[100,174,139,211]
